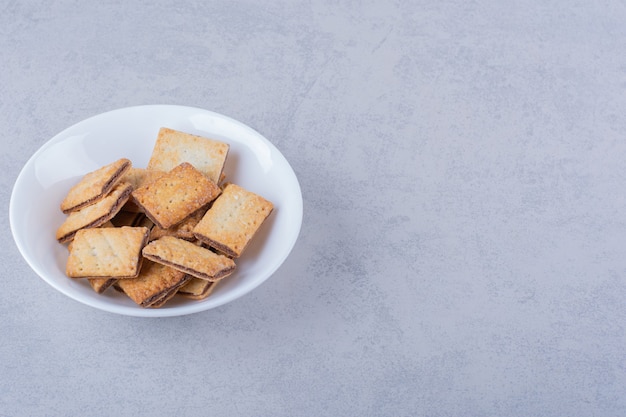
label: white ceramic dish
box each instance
[10,105,303,317]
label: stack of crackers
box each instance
[55,127,273,308]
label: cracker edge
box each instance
[61,158,132,214]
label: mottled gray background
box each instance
[2,1,626,416]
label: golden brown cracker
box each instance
[122,167,166,189]
[193,183,273,258]
[56,181,133,243]
[148,207,206,241]
[131,163,220,229]
[177,277,217,300]
[142,236,236,281]
[121,168,166,212]
[60,158,131,213]
[115,260,190,307]
[147,127,229,183]
[66,226,149,278]
[88,278,117,294]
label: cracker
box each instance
[121,168,166,212]
[56,181,134,243]
[115,260,190,307]
[142,236,236,281]
[73,238,118,293]
[147,127,229,183]
[69,238,117,295]
[148,207,206,241]
[177,277,217,300]
[131,162,221,229]
[66,226,150,278]
[147,291,177,308]
[60,158,131,213]
[193,183,273,258]
[88,278,117,294]
[122,167,166,189]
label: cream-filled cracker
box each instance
[60,158,131,213]
[56,181,133,243]
[131,162,221,229]
[120,167,166,213]
[177,277,217,300]
[115,260,191,308]
[142,236,236,281]
[88,278,117,294]
[66,226,150,279]
[147,127,229,184]
[193,183,273,258]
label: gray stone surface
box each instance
[3,1,626,416]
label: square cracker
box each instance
[71,240,118,294]
[147,127,229,183]
[115,260,190,307]
[121,167,166,213]
[56,181,133,243]
[177,277,217,300]
[66,226,150,278]
[60,158,131,213]
[142,236,236,281]
[122,167,166,189]
[193,183,273,258]
[68,236,117,294]
[131,162,221,229]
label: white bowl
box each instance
[10,105,303,317]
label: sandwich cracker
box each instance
[66,226,150,278]
[142,236,236,281]
[121,167,166,212]
[147,127,229,183]
[88,278,117,294]
[193,183,273,258]
[177,277,218,300]
[115,260,191,308]
[56,181,134,243]
[60,158,131,213]
[131,163,220,229]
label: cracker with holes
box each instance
[60,158,131,213]
[66,226,150,278]
[115,260,191,308]
[121,167,166,212]
[193,183,273,258]
[147,127,229,184]
[142,236,236,281]
[67,239,118,294]
[56,181,134,243]
[122,167,166,190]
[131,162,221,229]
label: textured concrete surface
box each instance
[2,1,626,416]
